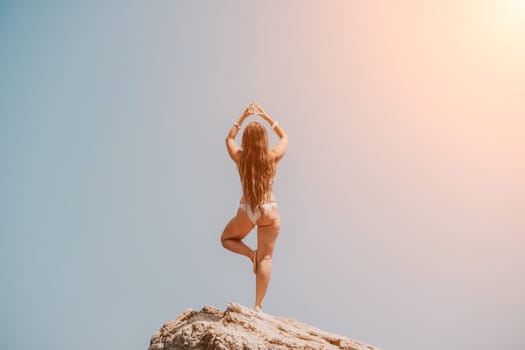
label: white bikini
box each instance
[238,178,278,225]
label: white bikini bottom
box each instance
[239,201,278,225]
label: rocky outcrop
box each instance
[148,302,381,350]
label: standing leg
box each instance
[255,212,280,311]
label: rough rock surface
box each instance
[148,302,381,350]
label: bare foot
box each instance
[254,305,262,312]
[251,249,258,274]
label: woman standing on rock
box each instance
[221,101,289,312]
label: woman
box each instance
[221,102,289,312]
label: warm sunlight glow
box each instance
[494,0,525,28]
[490,0,525,65]
[451,0,525,70]
[509,0,525,17]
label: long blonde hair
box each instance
[238,121,276,211]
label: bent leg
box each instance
[220,207,256,259]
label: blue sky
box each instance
[1,1,524,349]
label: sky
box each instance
[1,1,524,349]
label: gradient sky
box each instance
[1,1,524,349]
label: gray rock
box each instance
[148,302,381,350]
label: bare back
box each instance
[237,152,279,206]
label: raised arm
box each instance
[258,112,289,162]
[225,108,250,164]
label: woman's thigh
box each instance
[221,207,256,241]
[256,207,281,257]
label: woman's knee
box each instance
[220,235,229,247]
[259,219,280,231]
[220,226,233,246]
[258,252,273,263]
